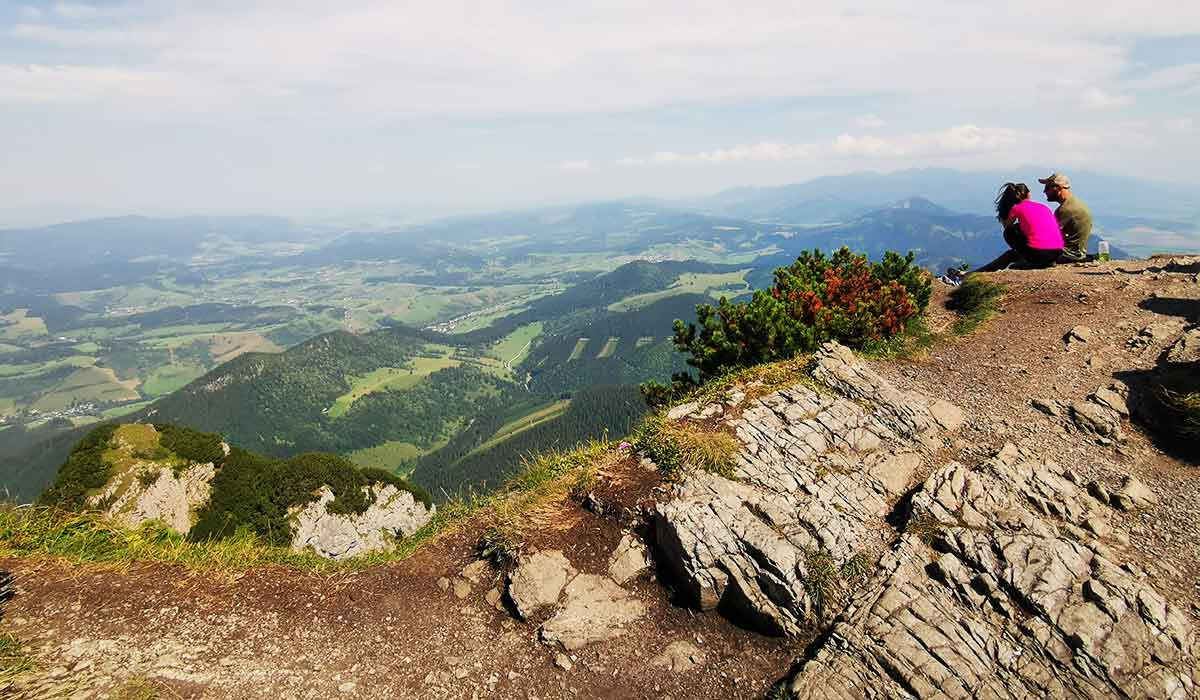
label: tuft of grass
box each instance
[802,549,873,621]
[947,276,1007,335]
[766,681,795,700]
[906,512,946,546]
[633,413,739,480]
[0,632,35,690]
[1157,386,1200,438]
[475,441,612,567]
[0,505,392,574]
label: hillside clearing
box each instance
[606,270,750,312]
[327,357,462,418]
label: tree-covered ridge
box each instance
[38,422,431,546]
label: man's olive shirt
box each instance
[1056,195,1093,261]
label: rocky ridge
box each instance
[653,341,1197,699]
[82,426,434,560]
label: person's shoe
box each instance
[939,274,962,287]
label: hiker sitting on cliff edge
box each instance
[970,182,1065,273]
[1040,172,1093,263]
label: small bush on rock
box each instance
[672,248,931,381]
[633,413,738,479]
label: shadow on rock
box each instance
[1114,358,1200,464]
[1138,297,1200,323]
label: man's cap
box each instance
[1038,172,1071,189]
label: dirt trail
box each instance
[2,257,1198,700]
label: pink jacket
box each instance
[1010,200,1064,250]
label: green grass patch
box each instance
[141,363,206,397]
[567,338,589,361]
[0,309,47,340]
[0,631,36,690]
[349,440,429,474]
[607,270,750,312]
[0,354,95,378]
[28,367,139,412]
[486,322,543,364]
[947,276,1007,335]
[595,337,620,359]
[633,413,739,480]
[327,357,461,418]
[101,400,154,419]
[463,400,572,460]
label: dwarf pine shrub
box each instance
[671,248,931,381]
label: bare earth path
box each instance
[2,257,1198,700]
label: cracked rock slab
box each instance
[654,341,959,636]
[539,574,645,651]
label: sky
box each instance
[1,1,1199,224]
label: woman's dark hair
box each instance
[995,182,1031,222]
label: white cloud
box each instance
[618,126,1018,167]
[1165,117,1195,133]
[53,3,100,20]
[1081,86,1134,110]
[853,114,887,129]
[560,160,591,171]
[0,64,172,102]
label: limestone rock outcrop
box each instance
[648,341,1196,699]
[88,461,218,534]
[289,484,434,560]
[654,342,953,635]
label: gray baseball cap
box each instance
[1038,173,1071,188]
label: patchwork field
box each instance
[0,309,48,340]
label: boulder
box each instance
[539,574,645,651]
[1113,476,1159,511]
[508,550,574,620]
[607,533,651,585]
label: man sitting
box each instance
[1039,172,1093,263]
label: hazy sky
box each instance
[2,1,1199,223]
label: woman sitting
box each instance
[971,182,1065,273]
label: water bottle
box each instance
[1098,240,1110,261]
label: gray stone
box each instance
[1166,328,1200,364]
[666,401,700,421]
[1066,325,1094,344]
[553,653,573,671]
[540,574,645,650]
[1113,476,1159,511]
[508,550,574,620]
[650,641,706,673]
[461,560,489,584]
[608,533,651,585]
[655,342,962,636]
[1070,400,1121,437]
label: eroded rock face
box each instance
[654,342,951,636]
[289,484,434,560]
[787,446,1196,700]
[88,461,217,534]
[651,341,1196,699]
